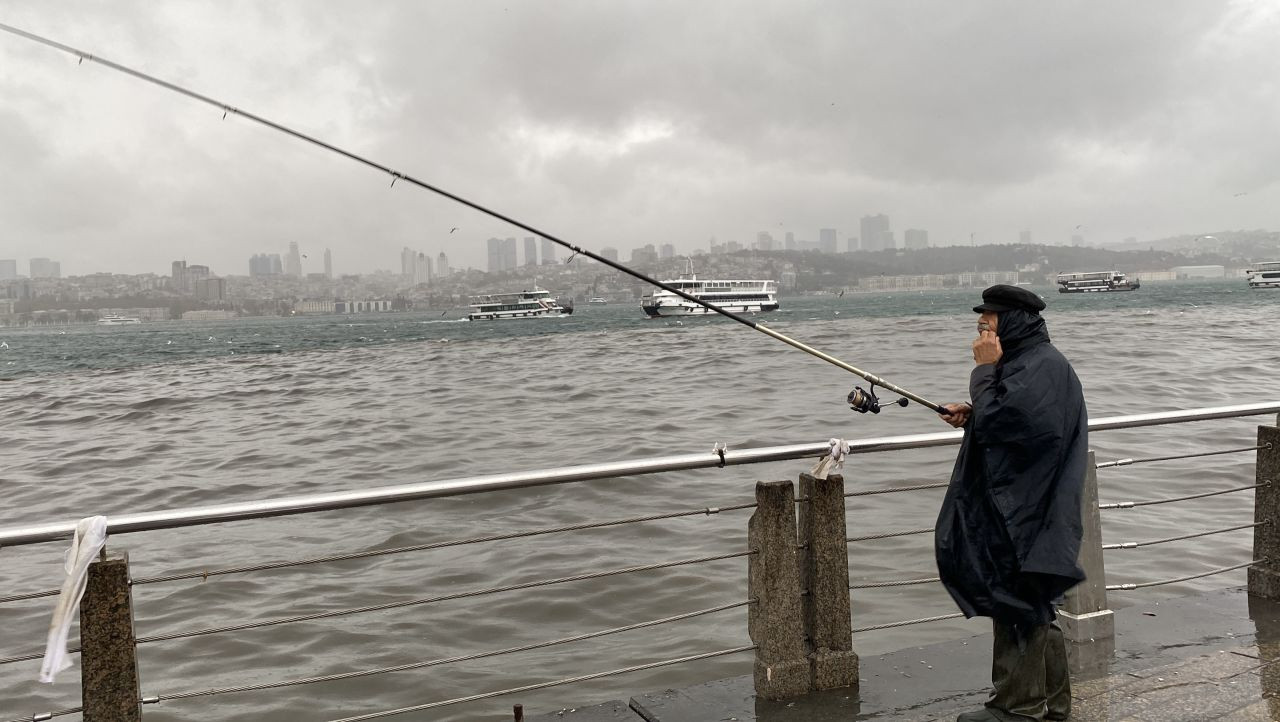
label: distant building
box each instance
[170,260,187,291]
[417,252,432,284]
[285,242,303,277]
[904,229,929,250]
[860,214,891,252]
[818,228,838,254]
[785,232,796,251]
[194,277,226,301]
[541,237,557,265]
[249,253,283,276]
[502,237,518,270]
[660,243,675,259]
[187,265,211,290]
[324,248,333,279]
[1171,265,1225,279]
[523,236,538,267]
[755,232,775,251]
[600,247,619,262]
[631,244,658,264]
[437,252,450,277]
[30,258,62,279]
[726,241,743,252]
[846,236,859,252]
[0,259,16,280]
[1019,230,1032,244]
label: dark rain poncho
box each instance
[934,309,1089,628]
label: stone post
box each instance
[81,554,141,722]
[796,473,858,691]
[1248,424,1280,599]
[1060,451,1114,641]
[747,480,809,700]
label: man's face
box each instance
[977,311,999,335]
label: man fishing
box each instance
[936,284,1088,722]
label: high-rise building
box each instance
[1019,230,1032,244]
[859,214,891,252]
[785,232,796,251]
[416,252,432,285]
[170,260,187,291]
[324,248,332,278]
[818,228,838,254]
[250,253,284,276]
[847,235,859,253]
[904,229,929,250]
[30,258,62,279]
[437,252,450,277]
[502,237,518,270]
[187,265,211,285]
[540,237,557,265]
[486,238,503,272]
[194,277,226,301]
[600,247,619,262]
[660,243,675,259]
[0,259,16,280]
[285,242,302,277]
[523,237,538,267]
[755,231,775,251]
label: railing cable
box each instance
[0,707,83,722]
[321,645,757,722]
[853,612,965,633]
[845,481,949,497]
[1107,559,1264,591]
[1103,522,1265,550]
[0,646,77,667]
[1099,482,1268,510]
[144,599,752,703]
[131,501,756,587]
[1096,443,1271,469]
[0,589,59,605]
[848,527,933,543]
[850,576,941,590]
[136,549,753,643]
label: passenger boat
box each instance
[466,288,573,321]
[96,314,142,325]
[1246,261,1280,289]
[640,265,779,317]
[587,297,608,305]
[1055,271,1140,293]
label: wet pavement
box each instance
[530,587,1280,721]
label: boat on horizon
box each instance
[640,262,779,317]
[1246,261,1280,289]
[466,288,573,321]
[587,297,608,305]
[96,314,142,325]
[1056,271,1140,294]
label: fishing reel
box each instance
[847,384,910,414]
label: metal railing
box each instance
[1,401,1277,721]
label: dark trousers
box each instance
[986,619,1071,720]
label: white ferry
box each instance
[1246,261,1280,289]
[640,267,779,317]
[1056,271,1140,293]
[466,289,572,321]
[96,314,142,325]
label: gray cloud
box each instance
[2,1,1278,276]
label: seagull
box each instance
[450,227,459,233]
[0,341,8,349]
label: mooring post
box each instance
[747,479,809,700]
[1060,451,1114,642]
[81,554,141,722]
[796,472,858,692]
[1248,424,1280,599]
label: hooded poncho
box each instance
[934,308,1089,628]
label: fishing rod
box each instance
[0,21,944,415]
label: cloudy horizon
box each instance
[2,2,1278,278]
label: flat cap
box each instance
[972,284,1046,314]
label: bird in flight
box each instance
[450,227,459,233]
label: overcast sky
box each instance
[2,2,1278,277]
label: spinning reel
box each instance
[847,383,910,414]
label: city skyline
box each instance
[3,3,1278,276]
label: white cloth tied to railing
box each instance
[39,515,108,683]
[810,438,850,480]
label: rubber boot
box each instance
[985,621,1049,720]
[1044,620,1071,720]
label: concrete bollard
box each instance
[747,480,809,700]
[1248,425,1280,599]
[80,555,141,722]
[796,473,858,692]
[1060,451,1114,642]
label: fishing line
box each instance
[0,22,944,414]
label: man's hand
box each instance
[972,330,1003,365]
[939,402,972,428]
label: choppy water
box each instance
[2,281,1278,721]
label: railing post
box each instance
[796,472,858,692]
[81,554,141,722]
[747,480,809,700]
[1060,451,1114,641]
[1249,424,1280,599]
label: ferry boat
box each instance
[1056,271,1141,293]
[466,289,573,321]
[96,314,142,325]
[640,267,779,317]
[1246,261,1280,289]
